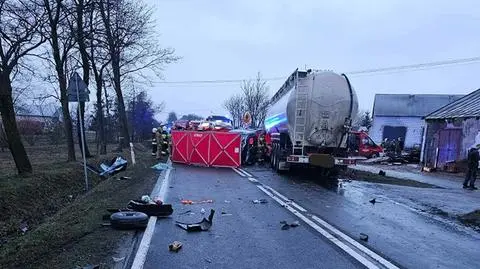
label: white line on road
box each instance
[262,185,307,212]
[232,167,247,177]
[311,215,399,269]
[248,177,259,183]
[238,168,253,177]
[256,185,381,269]
[131,161,172,269]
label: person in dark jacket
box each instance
[463,144,480,190]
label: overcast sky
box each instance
[149,0,480,121]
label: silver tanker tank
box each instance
[265,70,358,148]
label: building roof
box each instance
[425,89,480,120]
[373,94,464,117]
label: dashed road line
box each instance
[256,185,382,269]
[248,177,259,183]
[232,167,248,177]
[262,185,307,212]
[250,173,399,269]
[238,168,253,177]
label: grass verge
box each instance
[0,145,165,269]
[458,210,480,229]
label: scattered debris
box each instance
[224,200,231,203]
[67,194,74,199]
[200,208,206,214]
[280,220,300,230]
[84,156,128,178]
[252,198,268,204]
[359,233,369,241]
[112,256,125,263]
[151,163,173,171]
[124,199,173,217]
[204,258,212,263]
[169,241,183,252]
[19,221,28,234]
[378,170,386,176]
[179,210,192,215]
[369,198,376,204]
[119,176,131,180]
[221,211,232,216]
[181,199,214,205]
[176,209,215,232]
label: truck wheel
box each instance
[270,145,276,168]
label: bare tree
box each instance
[40,0,77,161]
[98,0,178,148]
[223,94,244,128]
[69,0,92,157]
[83,0,110,154]
[0,0,46,174]
[241,72,270,128]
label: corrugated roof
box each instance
[425,89,480,119]
[373,94,464,117]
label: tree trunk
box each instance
[95,77,107,154]
[60,83,76,162]
[0,74,32,174]
[112,56,130,148]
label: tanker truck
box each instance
[265,69,358,176]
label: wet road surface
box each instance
[143,165,364,269]
[244,165,480,269]
[141,163,480,269]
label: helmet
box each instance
[152,128,157,133]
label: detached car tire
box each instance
[110,211,149,229]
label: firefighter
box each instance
[256,131,267,164]
[161,126,170,156]
[155,127,163,159]
[151,127,158,157]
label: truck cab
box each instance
[348,131,383,158]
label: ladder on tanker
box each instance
[292,73,309,155]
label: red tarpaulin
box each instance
[171,130,241,168]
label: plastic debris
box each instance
[280,220,300,229]
[205,258,212,263]
[19,221,28,234]
[176,209,215,232]
[181,199,213,205]
[169,241,183,252]
[224,200,231,203]
[200,208,206,214]
[252,198,268,204]
[112,256,125,262]
[360,233,369,241]
[151,163,172,171]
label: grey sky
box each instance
[150,0,480,120]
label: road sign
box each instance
[67,72,90,102]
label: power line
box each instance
[153,56,480,85]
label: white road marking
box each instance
[131,161,172,269]
[256,185,381,269]
[238,168,253,177]
[262,185,307,212]
[232,167,247,177]
[248,177,259,183]
[311,215,399,269]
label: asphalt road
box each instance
[142,164,480,269]
[244,165,480,269]
[143,165,364,269]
